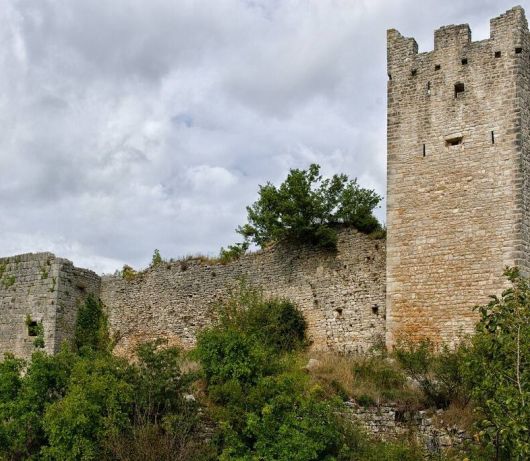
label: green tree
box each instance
[237,164,382,249]
[151,249,163,267]
[74,295,110,355]
[0,349,77,459]
[465,267,530,459]
[42,354,134,461]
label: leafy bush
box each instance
[74,295,110,355]
[0,298,209,461]
[215,284,307,353]
[42,354,134,460]
[237,163,382,249]
[195,328,277,386]
[121,264,137,280]
[219,373,346,461]
[151,249,163,267]
[219,242,249,264]
[395,339,469,409]
[195,286,423,460]
[463,267,530,458]
[0,349,77,459]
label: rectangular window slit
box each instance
[454,82,465,98]
[491,131,495,144]
[461,58,468,65]
[495,51,502,58]
[435,64,441,71]
[28,321,38,337]
[411,69,417,77]
[446,137,463,147]
[422,144,426,157]
[515,47,523,54]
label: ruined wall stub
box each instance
[386,6,530,347]
[0,253,100,359]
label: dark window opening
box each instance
[446,136,463,147]
[435,64,441,71]
[495,51,502,58]
[411,69,417,77]
[388,73,392,80]
[372,304,380,315]
[426,81,431,95]
[461,58,468,65]
[454,82,465,98]
[335,307,343,317]
[491,131,495,144]
[515,47,523,54]
[422,144,426,157]
[28,321,39,337]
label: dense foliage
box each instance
[0,297,210,461]
[237,164,382,249]
[195,286,423,461]
[464,267,530,459]
[4,269,529,459]
[395,339,469,409]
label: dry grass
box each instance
[307,352,424,409]
[432,402,478,433]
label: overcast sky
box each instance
[1,0,527,273]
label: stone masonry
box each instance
[0,253,100,358]
[0,229,385,359]
[386,6,530,347]
[1,6,528,359]
[101,228,385,357]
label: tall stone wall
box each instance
[100,229,386,356]
[386,7,530,347]
[0,253,100,359]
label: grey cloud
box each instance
[0,0,527,272]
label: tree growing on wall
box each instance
[236,164,382,249]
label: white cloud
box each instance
[0,0,525,272]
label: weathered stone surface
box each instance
[386,6,530,347]
[101,228,386,356]
[344,402,472,454]
[0,229,385,359]
[0,253,100,358]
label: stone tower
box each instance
[386,6,530,347]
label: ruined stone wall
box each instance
[0,253,100,359]
[386,7,530,347]
[345,402,471,455]
[100,229,386,356]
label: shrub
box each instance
[219,242,249,264]
[195,328,277,386]
[216,284,307,354]
[394,339,469,409]
[237,163,382,249]
[151,249,163,267]
[219,373,345,461]
[42,354,134,460]
[463,267,530,458]
[0,349,77,459]
[122,264,137,281]
[74,295,110,355]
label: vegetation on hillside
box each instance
[1,268,529,460]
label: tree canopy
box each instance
[237,164,382,249]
